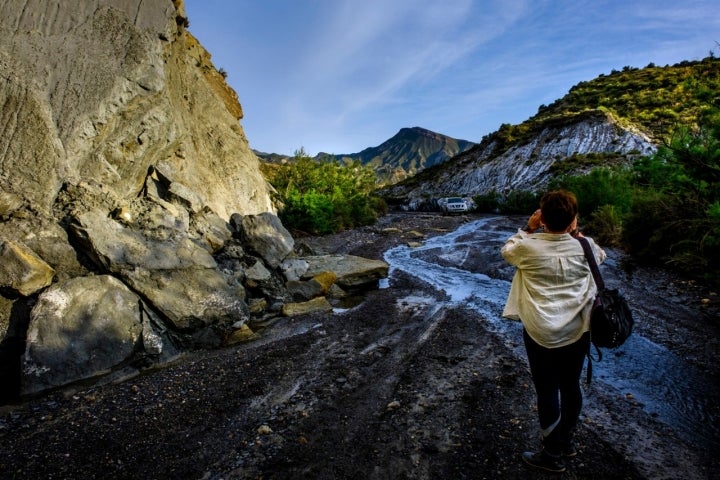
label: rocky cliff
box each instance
[0,0,387,398]
[0,0,273,219]
[385,110,657,204]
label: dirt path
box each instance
[0,212,717,479]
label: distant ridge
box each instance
[255,127,475,185]
[324,127,474,185]
[384,57,720,203]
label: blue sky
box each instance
[185,1,719,156]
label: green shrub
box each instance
[499,190,542,214]
[549,167,633,219]
[622,114,720,282]
[267,149,385,235]
[586,204,623,247]
[473,190,501,213]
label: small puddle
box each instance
[385,217,720,450]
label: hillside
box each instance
[385,57,720,201]
[256,127,474,185]
[324,127,474,185]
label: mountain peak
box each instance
[330,127,475,186]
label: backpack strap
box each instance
[577,236,604,383]
[576,236,605,290]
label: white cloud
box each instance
[186,0,720,155]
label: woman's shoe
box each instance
[563,443,578,458]
[521,450,566,473]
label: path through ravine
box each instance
[385,216,720,477]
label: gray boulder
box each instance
[71,209,248,338]
[235,212,294,268]
[22,276,144,395]
[302,255,389,289]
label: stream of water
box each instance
[384,217,719,451]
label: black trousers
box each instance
[523,329,590,455]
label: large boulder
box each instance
[302,255,389,289]
[71,209,248,340]
[22,276,144,395]
[234,212,295,268]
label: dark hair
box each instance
[540,190,578,232]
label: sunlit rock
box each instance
[0,239,55,296]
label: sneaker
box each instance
[563,443,578,458]
[521,450,566,473]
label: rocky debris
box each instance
[0,0,389,397]
[70,207,250,340]
[0,173,389,396]
[0,239,55,297]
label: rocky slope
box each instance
[385,110,656,202]
[0,1,386,399]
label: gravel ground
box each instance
[0,212,717,479]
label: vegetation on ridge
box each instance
[491,57,720,153]
[555,84,720,283]
[473,57,720,283]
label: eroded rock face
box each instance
[388,110,657,201]
[0,0,388,397]
[0,0,273,218]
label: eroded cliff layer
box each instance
[0,1,296,396]
[0,0,272,218]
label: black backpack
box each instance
[577,237,634,382]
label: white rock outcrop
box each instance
[390,110,657,200]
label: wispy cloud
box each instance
[186,0,720,155]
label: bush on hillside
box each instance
[473,190,501,213]
[498,190,542,214]
[549,167,633,220]
[623,118,720,279]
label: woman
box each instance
[501,190,606,474]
